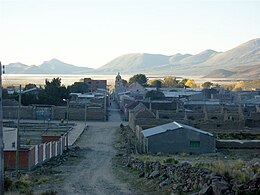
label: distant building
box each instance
[140,122,215,154]
[114,73,127,102]
[128,82,146,99]
[84,78,107,91]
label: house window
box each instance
[190,141,200,148]
[12,142,15,148]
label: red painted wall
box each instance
[38,144,43,163]
[42,135,61,143]
[4,150,29,170]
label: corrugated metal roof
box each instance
[142,121,213,138]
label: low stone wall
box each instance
[216,140,260,149]
[135,118,173,130]
[123,157,260,195]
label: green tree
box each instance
[163,77,179,88]
[145,90,165,100]
[129,74,148,86]
[122,79,128,87]
[178,78,188,88]
[185,79,197,88]
[2,88,8,99]
[43,77,69,105]
[68,82,89,93]
[149,79,162,88]
[24,83,37,90]
[201,81,213,89]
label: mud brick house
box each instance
[83,78,107,91]
[139,122,215,154]
[128,82,147,100]
[129,103,156,130]
[123,100,139,121]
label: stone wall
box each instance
[216,140,260,149]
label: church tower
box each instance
[115,72,123,89]
[114,72,126,102]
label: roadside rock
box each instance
[148,170,160,179]
[198,186,213,195]
[211,180,230,195]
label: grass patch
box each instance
[163,157,178,164]
[195,159,254,183]
[41,190,57,195]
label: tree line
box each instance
[128,74,213,89]
[3,77,89,106]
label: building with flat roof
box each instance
[84,78,107,91]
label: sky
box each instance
[0,0,259,68]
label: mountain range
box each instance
[5,59,94,74]
[4,38,260,78]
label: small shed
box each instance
[140,122,215,154]
[3,127,17,151]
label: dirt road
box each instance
[37,102,131,195]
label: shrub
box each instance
[4,176,13,191]
[20,188,34,195]
[35,176,48,185]
[164,158,178,164]
[41,190,57,195]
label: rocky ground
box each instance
[113,125,260,195]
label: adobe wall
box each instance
[216,140,260,149]
[3,106,34,119]
[53,106,105,121]
[134,118,173,130]
[3,105,105,121]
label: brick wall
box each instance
[4,134,68,170]
[4,150,29,170]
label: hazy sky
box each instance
[0,0,259,68]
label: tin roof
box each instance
[141,121,213,138]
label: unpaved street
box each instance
[36,102,131,195]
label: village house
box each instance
[83,78,107,91]
[139,122,216,154]
[128,82,147,100]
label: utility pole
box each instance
[104,88,107,121]
[66,100,69,149]
[0,62,4,194]
[84,103,87,125]
[16,85,21,176]
[63,99,69,149]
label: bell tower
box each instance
[115,72,122,89]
